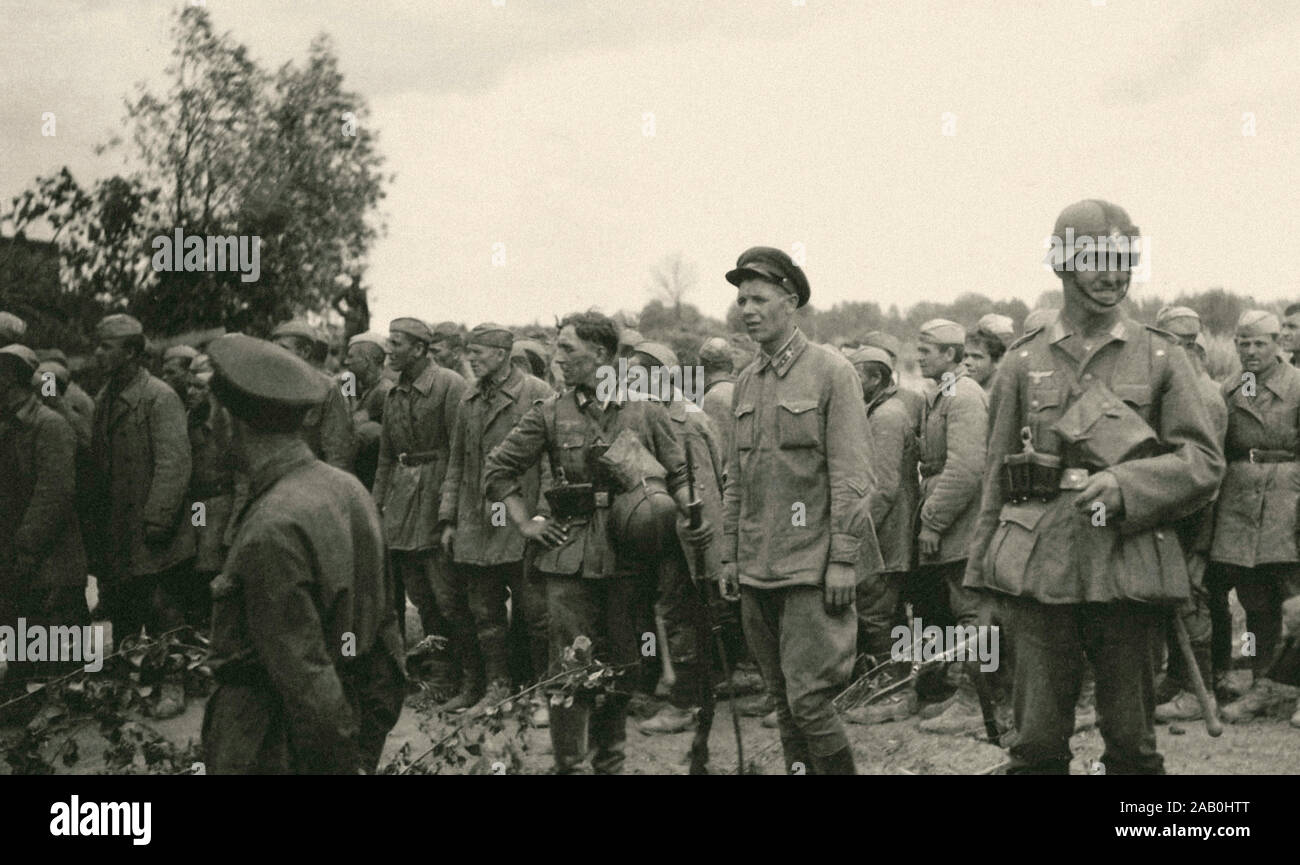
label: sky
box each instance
[3,0,1299,331]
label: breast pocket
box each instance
[777,400,821,449]
[1027,385,1064,448]
[734,404,756,451]
[1112,383,1154,424]
[558,436,587,479]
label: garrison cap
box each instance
[1155,306,1201,337]
[977,313,1016,346]
[632,340,679,369]
[918,319,965,346]
[163,344,200,362]
[1022,308,1058,333]
[512,338,549,361]
[271,319,322,346]
[207,333,329,432]
[848,346,894,373]
[430,321,464,345]
[0,343,39,376]
[698,336,733,368]
[468,322,514,350]
[862,330,902,361]
[96,313,143,339]
[389,317,433,344]
[726,246,810,308]
[1236,310,1281,338]
[347,331,388,352]
[618,327,644,349]
[34,360,68,388]
[0,312,26,342]
[35,348,69,368]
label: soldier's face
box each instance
[1280,314,1300,352]
[1236,333,1279,373]
[94,337,132,375]
[964,341,994,386]
[853,363,884,400]
[467,343,508,380]
[186,376,209,411]
[161,358,190,396]
[430,340,459,369]
[915,340,956,380]
[736,280,796,347]
[386,333,423,373]
[1064,265,1131,314]
[555,325,607,389]
[344,344,381,387]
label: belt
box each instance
[398,450,443,466]
[1229,448,1296,464]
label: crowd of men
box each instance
[2,197,1299,775]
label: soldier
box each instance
[438,323,552,717]
[0,345,89,698]
[201,334,405,773]
[35,349,95,440]
[1211,310,1300,724]
[697,336,737,464]
[966,200,1223,774]
[89,314,195,718]
[1279,303,1300,367]
[160,344,199,404]
[429,321,477,385]
[0,311,26,345]
[511,338,551,382]
[843,346,920,725]
[720,247,879,775]
[33,356,92,448]
[862,330,926,435]
[374,318,468,695]
[617,326,644,360]
[271,320,356,473]
[343,331,393,490]
[1152,306,1227,722]
[911,319,990,734]
[484,310,711,774]
[182,353,241,629]
[965,316,1012,393]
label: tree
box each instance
[648,252,698,323]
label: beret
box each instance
[726,246,810,308]
[977,314,1016,345]
[163,344,200,362]
[1155,306,1201,337]
[35,348,69,367]
[618,327,644,348]
[848,346,894,373]
[0,311,27,341]
[919,318,965,345]
[96,313,143,339]
[348,331,388,352]
[698,336,732,367]
[632,340,679,369]
[1236,310,1281,337]
[207,333,329,432]
[0,343,39,375]
[271,319,322,345]
[468,322,515,350]
[1022,308,1059,333]
[389,317,433,344]
[862,330,902,360]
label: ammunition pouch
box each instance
[544,483,598,520]
[1001,450,1062,503]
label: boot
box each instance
[734,692,774,717]
[811,746,857,776]
[780,734,813,775]
[638,704,696,735]
[548,698,592,774]
[1221,678,1295,724]
[1155,690,1213,723]
[1214,672,1249,705]
[438,670,485,714]
[530,696,550,728]
[919,690,984,735]
[590,696,630,775]
[761,709,779,728]
[844,689,917,726]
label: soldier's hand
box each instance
[520,515,568,549]
[824,563,856,613]
[1073,470,1123,517]
[918,527,941,558]
[719,563,740,601]
[440,524,456,557]
[677,514,713,549]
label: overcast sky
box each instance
[3,0,1298,330]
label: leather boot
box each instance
[811,746,857,776]
[549,698,592,774]
[780,734,814,775]
[590,695,630,775]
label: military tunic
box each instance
[918,369,987,566]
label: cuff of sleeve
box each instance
[721,533,738,564]
[485,479,522,505]
[830,532,860,564]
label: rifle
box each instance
[683,444,746,775]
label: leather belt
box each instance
[398,450,442,466]
[1229,448,1296,464]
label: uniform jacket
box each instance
[188,395,242,573]
[918,369,988,565]
[1177,371,1228,558]
[91,367,195,579]
[440,365,552,565]
[0,395,86,593]
[722,328,880,589]
[867,384,919,574]
[665,395,725,580]
[484,387,687,578]
[700,376,736,468]
[301,383,356,473]
[1211,357,1300,567]
[207,440,404,774]
[964,314,1224,605]
[896,384,927,436]
[373,357,466,551]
